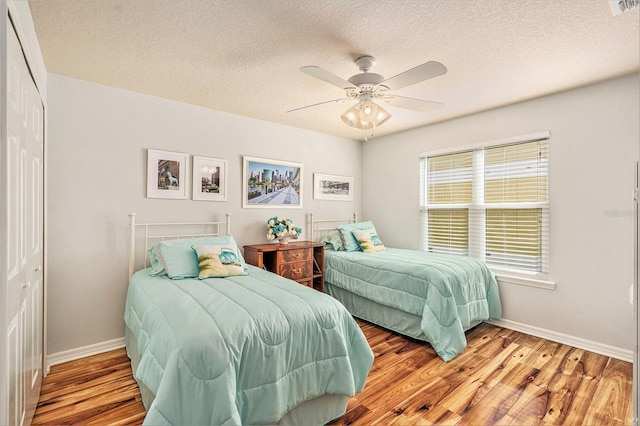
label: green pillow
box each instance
[336,221,375,252]
[147,243,166,276]
[321,230,344,251]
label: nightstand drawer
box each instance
[278,248,312,263]
[278,260,313,280]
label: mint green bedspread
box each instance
[124,265,373,425]
[325,248,501,362]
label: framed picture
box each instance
[313,173,354,201]
[192,156,228,201]
[243,156,303,208]
[146,149,189,199]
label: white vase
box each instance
[278,236,291,245]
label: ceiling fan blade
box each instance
[381,61,447,91]
[300,66,355,90]
[381,95,444,112]
[287,98,348,113]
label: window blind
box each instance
[484,140,548,204]
[421,151,472,255]
[421,136,550,277]
[427,209,469,255]
[426,151,473,205]
[483,139,549,273]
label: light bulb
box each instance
[358,101,378,123]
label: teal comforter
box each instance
[325,248,501,361]
[124,265,373,425]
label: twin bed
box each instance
[124,212,501,425]
[309,213,502,362]
[124,214,373,425]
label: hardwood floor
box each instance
[333,321,632,425]
[33,321,633,425]
[32,349,145,425]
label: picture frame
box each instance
[146,149,189,199]
[192,156,228,201]
[313,173,354,201]
[243,156,303,208]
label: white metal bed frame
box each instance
[127,212,231,279]
[308,212,359,242]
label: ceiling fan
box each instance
[288,55,447,133]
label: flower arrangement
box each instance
[267,217,302,242]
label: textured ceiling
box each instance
[28,0,639,141]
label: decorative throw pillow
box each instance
[321,230,345,251]
[336,221,375,252]
[192,245,248,279]
[153,235,247,279]
[352,228,386,253]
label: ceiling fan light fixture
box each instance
[357,120,373,130]
[341,101,391,130]
[295,56,448,139]
[375,107,391,126]
[340,105,360,127]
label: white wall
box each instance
[46,73,362,355]
[362,74,640,353]
[46,71,639,358]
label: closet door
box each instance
[5,17,44,426]
[23,32,44,421]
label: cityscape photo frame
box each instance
[242,156,303,209]
[313,173,354,201]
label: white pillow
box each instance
[192,245,247,279]
[352,228,385,253]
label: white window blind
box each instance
[428,209,469,255]
[421,151,472,255]
[484,140,549,273]
[420,136,549,277]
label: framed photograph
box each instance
[243,156,303,208]
[313,173,354,201]
[146,149,189,199]
[192,156,228,201]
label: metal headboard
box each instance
[128,212,231,279]
[308,212,359,242]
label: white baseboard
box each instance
[489,319,633,363]
[46,337,126,370]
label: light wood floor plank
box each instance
[33,320,632,425]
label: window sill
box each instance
[495,273,556,290]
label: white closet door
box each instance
[5,17,44,426]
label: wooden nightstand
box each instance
[243,241,324,292]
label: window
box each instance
[422,151,473,256]
[420,135,549,277]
